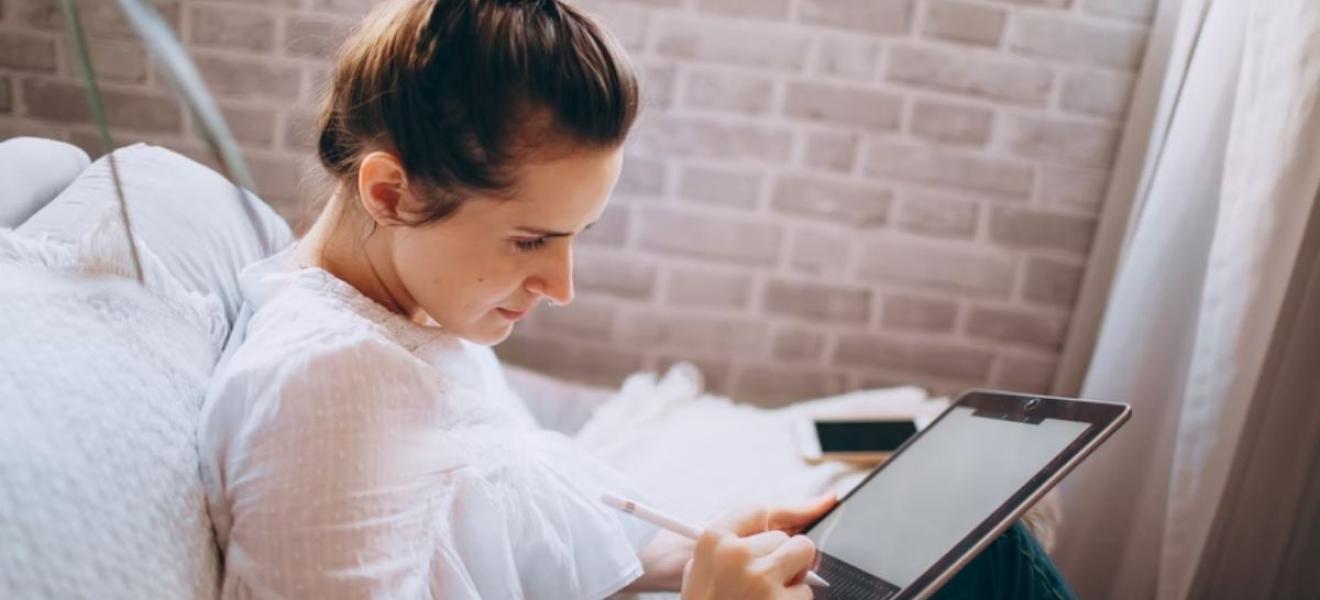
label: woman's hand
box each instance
[680,494,837,600]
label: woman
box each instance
[200,0,1076,598]
[201,0,827,597]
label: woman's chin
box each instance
[459,321,515,347]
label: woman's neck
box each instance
[296,193,423,323]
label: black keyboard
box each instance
[812,554,901,600]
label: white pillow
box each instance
[0,222,225,599]
[18,143,294,324]
[0,137,90,228]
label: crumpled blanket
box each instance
[575,363,1063,590]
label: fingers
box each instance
[740,530,791,556]
[716,493,839,538]
[755,534,818,585]
[715,504,772,537]
[767,493,838,532]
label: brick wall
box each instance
[0,0,1154,405]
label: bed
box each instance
[0,138,1059,599]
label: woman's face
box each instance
[388,146,623,345]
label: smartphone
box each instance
[796,417,918,463]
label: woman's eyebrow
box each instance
[514,222,596,237]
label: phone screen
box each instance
[815,420,917,453]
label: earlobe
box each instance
[356,151,413,227]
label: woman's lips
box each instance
[496,307,528,322]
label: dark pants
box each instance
[932,522,1077,600]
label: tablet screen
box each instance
[805,404,1091,595]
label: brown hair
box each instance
[315,0,639,224]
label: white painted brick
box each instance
[773,327,828,361]
[1037,166,1110,214]
[886,44,1053,106]
[666,267,754,309]
[496,335,644,388]
[834,334,994,381]
[0,79,11,115]
[858,238,1015,297]
[799,0,913,35]
[307,0,375,15]
[642,63,678,110]
[190,5,275,53]
[1083,0,1157,23]
[733,364,849,407]
[684,69,775,115]
[23,79,181,133]
[639,207,783,266]
[0,32,56,72]
[895,191,979,239]
[881,294,959,332]
[783,82,903,131]
[983,0,1069,7]
[865,139,1034,199]
[763,278,872,323]
[1002,114,1121,168]
[697,0,791,20]
[617,155,667,198]
[771,174,891,226]
[580,205,630,247]
[790,227,852,277]
[7,0,1132,397]
[1010,14,1148,69]
[1061,69,1135,119]
[909,98,993,146]
[678,165,762,210]
[247,154,303,206]
[284,15,354,58]
[994,354,1057,394]
[194,54,300,101]
[988,206,1095,254]
[586,0,680,8]
[923,0,1006,47]
[578,0,650,53]
[1022,256,1083,306]
[630,114,793,163]
[26,0,183,40]
[965,304,1068,350]
[524,299,616,340]
[814,37,881,80]
[283,108,317,152]
[219,104,277,147]
[575,252,658,300]
[803,131,860,174]
[620,311,767,355]
[61,39,148,83]
[656,19,811,71]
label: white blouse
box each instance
[199,247,656,599]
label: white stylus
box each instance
[601,492,830,588]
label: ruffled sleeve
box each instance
[202,331,655,600]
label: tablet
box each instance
[803,389,1130,600]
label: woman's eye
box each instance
[514,237,547,253]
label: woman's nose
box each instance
[527,247,574,306]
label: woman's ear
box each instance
[356,151,419,227]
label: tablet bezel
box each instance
[803,389,1131,600]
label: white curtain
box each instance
[1050,0,1320,597]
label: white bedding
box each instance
[0,220,225,599]
[570,364,1062,600]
